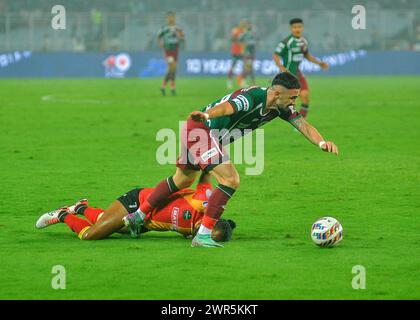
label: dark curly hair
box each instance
[271,72,301,89]
[212,219,236,242]
[289,18,303,25]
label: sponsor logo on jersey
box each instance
[200,148,219,162]
[171,207,179,230]
[292,53,304,62]
[182,210,192,220]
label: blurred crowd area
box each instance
[0,0,419,52]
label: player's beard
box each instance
[268,98,287,111]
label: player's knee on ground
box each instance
[79,227,112,240]
[80,228,106,240]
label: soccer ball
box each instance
[311,217,343,247]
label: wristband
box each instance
[203,113,210,121]
[318,141,326,149]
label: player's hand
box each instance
[320,141,338,155]
[190,111,208,122]
[319,61,329,70]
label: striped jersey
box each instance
[201,86,301,145]
[158,25,184,51]
[140,187,209,236]
[239,29,257,57]
[274,35,309,75]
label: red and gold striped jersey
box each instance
[139,184,211,236]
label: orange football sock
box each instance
[63,215,91,239]
[84,207,105,224]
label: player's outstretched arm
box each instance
[304,52,329,70]
[291,116,338,155]
[178,29,185,47]
[190,101,235,121]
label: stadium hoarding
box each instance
[0,50,419,78]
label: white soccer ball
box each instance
[311,217,343,247]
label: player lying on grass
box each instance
[129,72,339,248]
[35,174,236,242]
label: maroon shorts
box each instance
[297,70,309,91]
[176,118,229,173]
[164,50,178,62]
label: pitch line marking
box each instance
[41,94,116,105]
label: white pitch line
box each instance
[41,94,115,105]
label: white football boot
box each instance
[35,207,69,229]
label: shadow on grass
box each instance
[32,230,317,249]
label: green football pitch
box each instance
[0,76,419,300]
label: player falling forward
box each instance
[227,20,246,89]
[131,72,338,248]
[35,175,235,243]
[158,11,185,96]
[273,18,329,118]
[238,20,257,87]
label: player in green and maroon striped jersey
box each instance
[158,11,185,96]
[136,72,339,248]
[273,18,329,118]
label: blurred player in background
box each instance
[227,20,246,89]
[273,18,329,118]
[238,20,257,87]
[35,174,236,242]
[158,11,185,96]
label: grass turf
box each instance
[0,76,419,299]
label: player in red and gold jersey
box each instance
[227,20,246,89]
[138,186,236,241]
[35,174,235,243]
